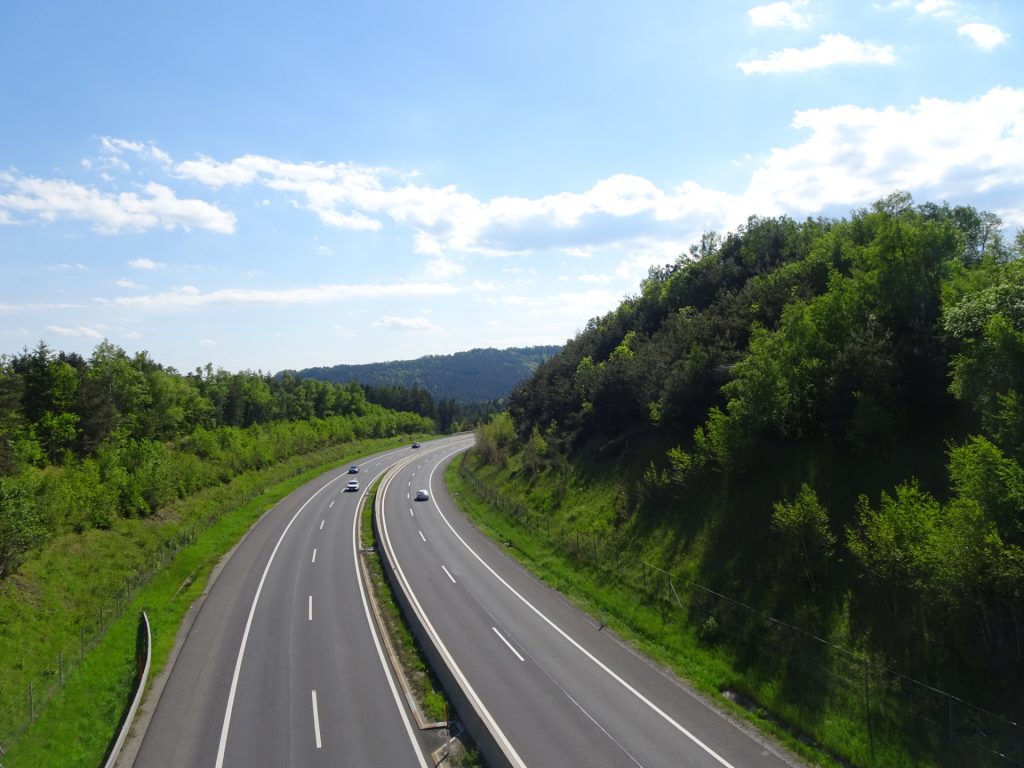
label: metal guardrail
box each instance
[104,611,151,768]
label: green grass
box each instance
[0,434,427,767]
[359,477,449,723]
[446,455,854,768]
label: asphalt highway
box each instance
[131,438,468,768]
[379,440,803,768]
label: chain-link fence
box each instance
[0,522,201,760]
[458,460,1023,768]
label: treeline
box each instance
[485,193,1024,712]
[361,382,503,433]
[0,341,434,577]
[290,345,561,404]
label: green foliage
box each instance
[292,345,561,405]
[771,484,836,585]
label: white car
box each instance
[346,479,360,492]
[414,489,429,501]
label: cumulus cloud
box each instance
[46,324,103,339]
[742,86,1024,215]
[0,176,235,234]
[915,0,954,17]
[958,23,1009,51]
[99,282,459,309]
[748,1,810,28]
[116,278,145,288]
[424,256,464,278]
[100,136,173,166]
[738,34,896,74]
[371,315,439,331]
[128,258,165,270]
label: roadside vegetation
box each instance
[467,194,1024,767]
[0,343,442,762]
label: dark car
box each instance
[348,465,359,474]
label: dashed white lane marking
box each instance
[311,548,317,564]
[320,520,325,530]
[308,595,313,621]
[329,500,334,509]
[311,690,322,749]
[492,627,524,662]
[418,530,426,543]
[410,508,415,517]
[441,565,456,584]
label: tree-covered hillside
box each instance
[472,193,1024,763]
[0,342,434,577]
[289,345,561,404]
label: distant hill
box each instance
[287,346,562,403]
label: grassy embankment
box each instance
[0,434,429,768]
[447,451,930,768]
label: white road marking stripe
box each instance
[215,473,344,767]
[311,690,322,749]
[410,508,415,517]
[351,458,431,768]
[308,595,313,621]
[312,548,317,564]
[424,447,736,768]
[329,500,334,509]
[418,530,426,542]
[320,520,325,530]
[492,626,524,662]
[441,565,456,584]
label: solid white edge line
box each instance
[214,471,344,768]
[441,565,456,584]
[311,690,322,749]
[352,460,431,768]
[492,627,524,662]
[380,442,526,768]
[425,452,736,768]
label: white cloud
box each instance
[578,273,611,284]
[128,258,165,270]
[748,1,810,29]
[116,278,145,289]
[100,137,172,166]
[371,315,439,331]
[122,330,143,339]
[414,231,443,254]
[46,324,103,339]
[958,23,1009,51]
[741,86,1024,216]
[198,339,218,347]
[100,281,459,309]
[915,0,954,17]
[0,176,235,234]
[424,256,464,278]
[50,262,88,271]
[471,281,498,292]
[738,34,896,74]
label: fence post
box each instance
[863,656,874,763]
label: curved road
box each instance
[379,441,803,768]
[132,438,467,768]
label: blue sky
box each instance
[1,0,1021,373]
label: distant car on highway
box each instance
[348,465,359,473]
[346,479,360,491]
[414,489,429,501]
[411,442,420,448]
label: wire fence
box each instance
[0,438,374,760]
[458,460,1024,768]
[0,522,202,761]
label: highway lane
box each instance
[380,442,803,768]
[132,438,466,768]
